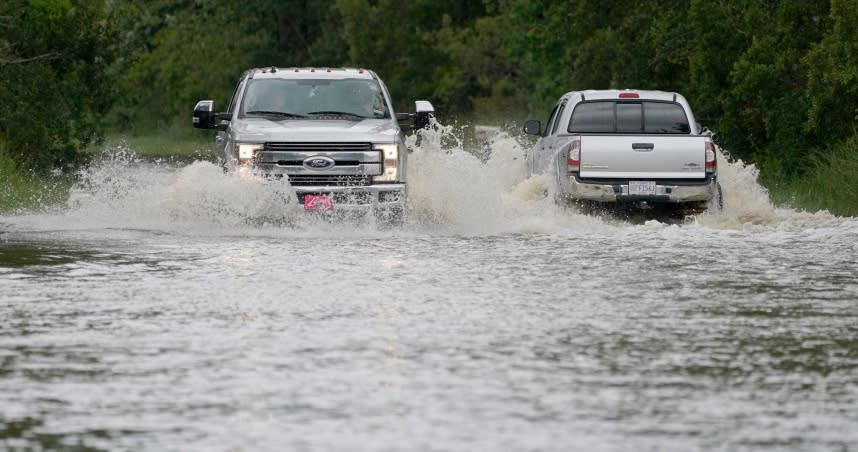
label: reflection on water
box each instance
[1,124,857,451]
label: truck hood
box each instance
[230,118,401,143]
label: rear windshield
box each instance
[568,101,690,134]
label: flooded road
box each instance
[2,129,858,451]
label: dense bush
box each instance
[777,131,858,215]
[0,0,119,172]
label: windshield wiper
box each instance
[245,110,307,119]
[306,111,366,119]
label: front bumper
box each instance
[238,162,406,209]
[292,183,406,209]
[559,173,717,203]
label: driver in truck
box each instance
[344,84,383,117]
[269,90,289,113]
[346,86,371,116]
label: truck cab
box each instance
[193,67,434,219]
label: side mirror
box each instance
[193,100,216,129]
[413,100,435,130]
[523,119,541,136]
[396,113,415,131]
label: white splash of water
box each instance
[405,121,606,234]
[166,162,301,228]
[3,122,854,235]
[694,147,844,231]
[59,150,304,232]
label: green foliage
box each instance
[111,1,279,131]
[0,0,119,171]
[770,131,858,216]
[501,0,694,115]
[0,137,72,213]
[334,0,488,113]
[804,0,858,146]
[704,0,829,179]
[431,12,525,119]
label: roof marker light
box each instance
[310,68,315,72]
[294,67,299,72]
[619,92,639,98]
[326,67,331,72]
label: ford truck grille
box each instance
[265,142,372,153]
[257,141,383,184]
[287,175,372,186]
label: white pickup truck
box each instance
[524,90,721,213]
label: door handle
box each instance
[632,143,654,151]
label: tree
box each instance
[804,0,858,147]
[334,0,488,113]
[693,0,829,178]
[0,0,120,170]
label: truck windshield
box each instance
[240,78,389,119]
[568,101,690,134]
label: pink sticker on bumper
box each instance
[304,195,334,211]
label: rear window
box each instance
[568,101,690,134]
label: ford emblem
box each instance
[302,156,336,170]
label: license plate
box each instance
[629,181,657,195]
[304,195,334,211]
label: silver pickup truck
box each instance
[192,67,434,220]
[524,89,721,213]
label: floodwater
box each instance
[2,124,857,451]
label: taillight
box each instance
[705,141,716,173]
[567,140,581,172]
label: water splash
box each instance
[63,150,304,231]
[406,120,607,234]
[3,122,854,235]
[693,146,844,231]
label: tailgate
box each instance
[579,136,707,179]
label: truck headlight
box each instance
[236,143,263,164]
[373,144,399,182]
